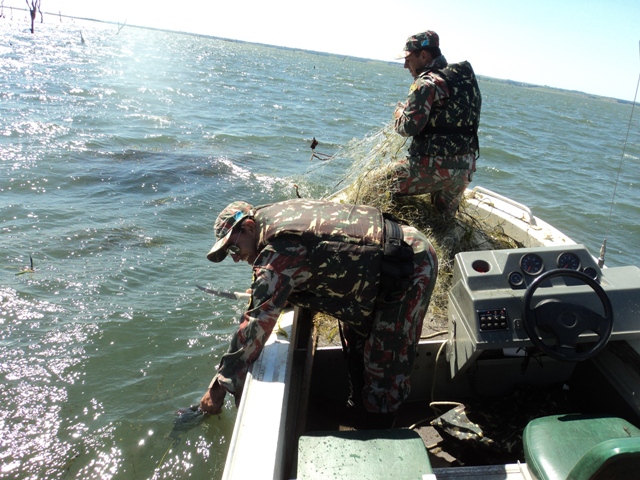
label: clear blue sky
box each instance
[6,0,640,101]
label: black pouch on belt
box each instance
[380,216,415,296]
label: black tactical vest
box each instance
[410,61,482,165]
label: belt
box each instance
[380,219,414,297]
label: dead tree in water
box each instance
[26,0,41,33]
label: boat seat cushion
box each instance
[568,436,640,479]
[297,429,433,480]
[523,413,640,480]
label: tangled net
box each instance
[299,123,518,340]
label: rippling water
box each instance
[1,18,639,479]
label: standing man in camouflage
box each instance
[199,199,438,428]
[390,30,482,217]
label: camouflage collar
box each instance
[416,54,448,77]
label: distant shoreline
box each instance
[6,7,634,105]
[477,77,635,105]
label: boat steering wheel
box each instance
[522,269,614,362]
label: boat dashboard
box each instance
[447,244,640,377]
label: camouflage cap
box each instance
[207,201,254,262]
[397,30,440,58]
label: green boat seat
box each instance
[296,429,434,480]
[523,413,640,480]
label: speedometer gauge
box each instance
[557,251,581,270]
[520,253,544,275]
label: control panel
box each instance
[446,244,640,378]
[477,309,509,331]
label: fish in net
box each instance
[164,405,207,448]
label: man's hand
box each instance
[200,379,226,414]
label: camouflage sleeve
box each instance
[214,242,310,398]
[394,74,449,137]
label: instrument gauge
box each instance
[520,253,544,275]
[583,266,598,280]
[557,251,581,270]
[508,271,525,288]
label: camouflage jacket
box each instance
[395,55,482,167]
[215,199,386,397]
[256,199,385,323]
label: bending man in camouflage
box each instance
[387,30,482,216]
[200,199,438,427]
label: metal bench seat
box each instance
[297,429,434,479]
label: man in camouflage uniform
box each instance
[389,30,482,216]
[199,199,438,427]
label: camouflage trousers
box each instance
[345,226,438,414]
[386,154,475,216]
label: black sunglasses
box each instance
[227,230,242,255]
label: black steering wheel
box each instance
[522,269,614,362]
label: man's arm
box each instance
[200,245,309,413]
[394,77,437,137]
[200,378,227,414]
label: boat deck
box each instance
[298,337,636,480]
[301,389,540,479]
